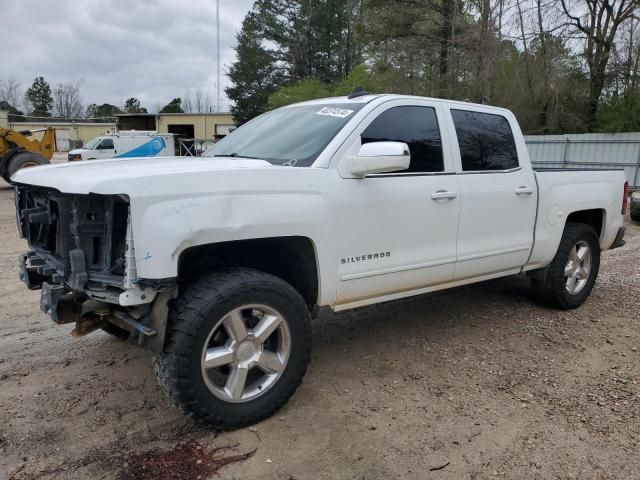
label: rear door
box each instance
[446,107,537,280]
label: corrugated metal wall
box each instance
[525,133,640,189]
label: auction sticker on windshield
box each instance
[315,107,354,118]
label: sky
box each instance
[2,0,255,113]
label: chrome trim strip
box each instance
[456,245,531,262]
[458,166,522,174]
[341,258,456,281]
[363,166,523,178]
[334,267,523,311]
[366,171,455,178]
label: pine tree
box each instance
[159,98,184,113]
[226,12,282,125]
[124,97,147,113]
[25,76,53,117]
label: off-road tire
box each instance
[531,223,600,310]
[4,152,48,182]
[101,323,131,339]
[155,268,312,429]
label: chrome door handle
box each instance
[431,190,457,200]
[515,186,534,195]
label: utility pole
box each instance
[216,0,221,112]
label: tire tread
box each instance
[154,268,312,429]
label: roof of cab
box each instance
[288,94,512,115]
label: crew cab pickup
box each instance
[12,94,628,429]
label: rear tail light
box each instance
[622,181,629,214]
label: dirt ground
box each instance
[1,166,639,479]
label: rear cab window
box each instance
[451,109,519,172]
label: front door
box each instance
[333,101,461,306]
[95,138,116,159]
[448,108,537,280]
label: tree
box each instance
[86,103,122,119]
[53,79,84,118]
[269,79,331,108]
[159,98,184,113]
[226,12,283,124]
[25,76,53,117]
[182,89,211,113]
[0,78,22,111]
[560,0,640,129]
[250,0,364,84]
[597,88,640,131]
[226,0,640,134]
[124,97,148,113]
[333,64,380,95]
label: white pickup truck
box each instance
[12,93,628,429]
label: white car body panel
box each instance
[12,95,627,311]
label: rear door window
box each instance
[451,110,518,171]
[361,106,444,173]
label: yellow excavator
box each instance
[0,127,53,183]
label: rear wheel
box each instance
[531,223,600,310]
[3,152,49,182]
[155,268,312,429]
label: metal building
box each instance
[525,133,640,190]
[116,112,235,155]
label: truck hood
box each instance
[11,156,275,195]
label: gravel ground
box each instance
[0,166,639,479]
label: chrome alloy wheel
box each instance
[200,304,291,403]
[564,240,592,295]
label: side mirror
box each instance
[344,141,410,177]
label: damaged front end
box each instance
[15,185,175,351]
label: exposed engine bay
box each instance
[15,185,173,350]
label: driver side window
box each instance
[361,106,444,173]
[97,139,114,150]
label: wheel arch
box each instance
[564,208,605,241]
[177,236,320,308]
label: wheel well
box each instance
[178,236,319,307]
[566,209,604,239]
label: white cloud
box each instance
[2,0,254,112]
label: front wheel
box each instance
[531,223,600,310]
[155,268,312,429]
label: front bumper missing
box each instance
[19,252,167,349]
[20,251,156,308]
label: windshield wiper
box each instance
[211,152,261,160]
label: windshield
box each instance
[203,103,364,167]
[83,138,100,149]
